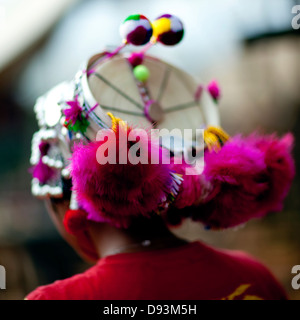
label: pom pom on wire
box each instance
[190,132,295,229]
[152,14,184,45]
[120,14,153,46]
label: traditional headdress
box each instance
[30,14,295,234]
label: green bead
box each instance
[133,65,150,82]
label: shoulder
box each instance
[196,240,275,276]
[193,241,287,300]
[228,251,287,299]
[221,248,280,282]
[25,263,102,300]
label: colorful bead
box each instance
[133,65,150,82]
[120,14,153,45]
[152,14,184,45]
[128,52,144,67]
[207,80,221,102]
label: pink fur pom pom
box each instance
[64,95,83,125]
[192,132,295,229]
[244,132,295,213]
[70,125,174,228]
[207,80,221,102]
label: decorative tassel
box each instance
[204,126,230,152]
[63,95,90,133]
[107,112,127,132]
[157,172,183,212]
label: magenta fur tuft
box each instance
[191,132,295,229]
[207,80,221,101]
[64,95,83,125]
[69,126,295,229]
[70,125,174,228]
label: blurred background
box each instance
[0,0,299,300]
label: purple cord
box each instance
[144,100,156,123]
[87,43,127,76]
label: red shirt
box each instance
[26,241,287,300]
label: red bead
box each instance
[128,52,144,67]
